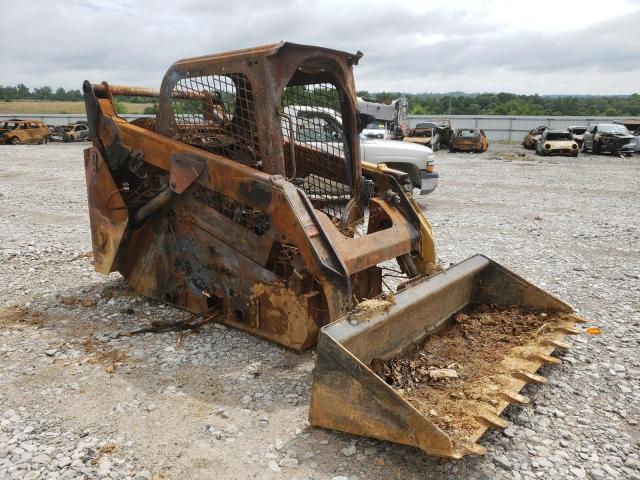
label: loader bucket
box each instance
[309,255,585,458]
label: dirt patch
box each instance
[371,304,570,452]
[489,150,533,162]
[0,305,44,327]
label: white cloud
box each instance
[0,0,638,94]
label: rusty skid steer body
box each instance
[82,42,585,458]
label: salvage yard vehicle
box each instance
[567,126,587,147]
[449,128,488,153]
[63,123,90,142]
[358,97,408,140]
[435,120,455,148]
[522,125,549,149]
[81,42,585,459]
[535,130,579,157]
[403,122,441,150]
[582,124,636,156]
[0,118,49,144]
[283,104,438,194]
[613,119,640,152]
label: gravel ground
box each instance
[0,142,638,480]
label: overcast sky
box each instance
[1,0,639,95]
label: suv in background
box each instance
[0,119,49,144]
[582,124,636,156]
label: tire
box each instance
[449,147,456,153]
[581,142,587,153]
[593,141,600,154]
[9,137,20,145]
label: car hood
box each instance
[544,140,576,148]
[598,133,635,141]
[362,139,434,164]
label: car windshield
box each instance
[546,132,572,141]
[599,125,630,135]
[458,130,476,137]
[1,122,18,130]
[366,121,386,130]
[570,128,587,135]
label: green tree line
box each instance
[3,83,639,116]
[0,84,84,102]
[358,91,640,116]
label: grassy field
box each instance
[0,100,154,115]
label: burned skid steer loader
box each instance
[83,42,586,458]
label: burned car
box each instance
[0,119,49,144]
[63,123,90,142]
[45,125,71,143]
[436,120,455,148]
[613,119,640,152]
[582,124,636,156]
[535,130,579,157]
[522,125,549,149]
[403,122,441,150]
[567,126,587,147]
[449,128,488,153]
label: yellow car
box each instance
[535,130,579,157]
[0,119,49,145]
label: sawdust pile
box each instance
[371,304,568,451]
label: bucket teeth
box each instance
[512,370,547,384]
[500,391,530,405]
[543,339,571,350]
[568,313,588,324]
[476,413,511,429]
[558,326,580,335]
[529,353,562,365]
[466,443,487,456]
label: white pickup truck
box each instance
[282,106,438,195]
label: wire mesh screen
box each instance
[281,83,352,219]
[172,74,260,168]
[193,187,270,236]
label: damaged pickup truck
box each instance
[582,124,636,156]
[403,122,441,150]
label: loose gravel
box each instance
[0,143,638,479]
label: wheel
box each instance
[9,137,20,145]
[449,147,456,153]
[626,153,633,158]
[581,142,587,153]
[433,141,440,151]
[593,141,600,154]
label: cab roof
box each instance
[171,42,363,70]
